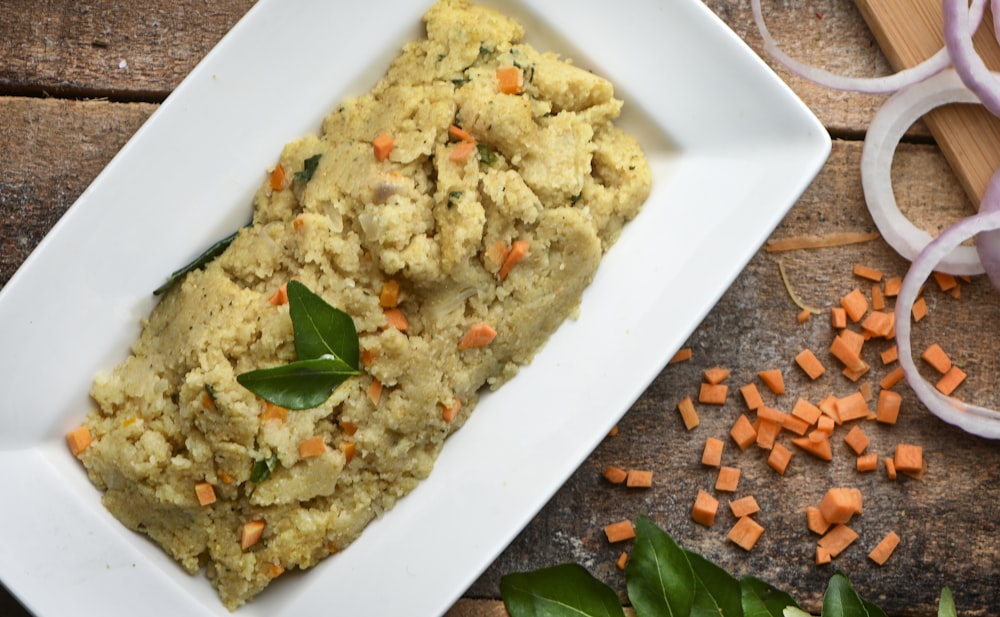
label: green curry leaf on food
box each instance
[152,228,240,296]
[294,153,322,183]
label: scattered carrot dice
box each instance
[692,490,719,528]
[66,425,92,457]
[728,516,764,551]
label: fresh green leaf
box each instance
[286,280,360,368]
[938,587,957,617]
[236,356,358,410]
[821,572,875,617]
[250,452,278,482]
[500,563,625,617]
[685,550,742,617]
[153,229,240,295]
[626,515,694,617]
[740,576,800,617]
[294,154,322,183]
[782,608,812,617]
[477,144,497,164]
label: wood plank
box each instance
[855,0,1000,204]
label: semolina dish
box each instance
[72,0,651,609]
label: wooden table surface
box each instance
[2,1,999,616]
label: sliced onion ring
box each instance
[944,0,1000,117]
[896,180,1000,439]
[861,69,985,276]
[751,0,986,94]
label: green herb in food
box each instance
[152,229,240,296]
[294,154,322,183]
[477,144,497,165]
[250,452,278,483]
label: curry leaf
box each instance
[294,154,322,183]
[152,228,240,295]
[250,452,278,483]
[286,280,359,368]
[821,572,881,617]
[741,575,800,617]
[499,563,625,617]
[236,356,358,410]
[685,550,742,617]
[626,515,694,617]
[938,587,957,617]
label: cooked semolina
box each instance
[76,0,651,609]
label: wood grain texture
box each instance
[3,2,1000,617]
[855,0,1000,203]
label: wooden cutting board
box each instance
[855,0,1000,205]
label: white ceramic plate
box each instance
[0,0,829,615]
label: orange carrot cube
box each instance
[604,519,636,543]
[692,490,719,528]
[728,516,764,551]
[740,383,764,410]
[730,495,761,518]
[767,442,793,475]
[758,369,785,394]
[730,414,758,451]
[677,395,699,430]
[603,466,628,485]
[66,425,93,457]
[701,437,724,467]
[715,466,741,492]
[195,482,217,506]
[843,425,870,455]
[698,383,728,405]
[868,531,901,565]
[795,348,826,380]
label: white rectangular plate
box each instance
[0,0,829,615]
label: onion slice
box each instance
[943,0,1000,117]
[896,184,1000,439]
[861,69,985,276]
[751,0,987,94]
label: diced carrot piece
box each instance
[795,349,826,380]
[379,280,400,308]
[797,308,812,323]
[767,442,793,475]
[816,415,836,435]
[806,506,831,535]
[871,284,886,311]
[269,163,286,191]
[669,347,693,364]
[884,276,902,296]
[829,334,866,372]
[868,531,901,565]
[496,66,524,94]
[441,399,462,423]
[383,307,409,331]
[740,383,764,410]
[616,551,629,570]
[757,405,788,424]
[626,469,653,488]
[936,365,967,395]
[269,282,289,306]
[265,562,285,578]
[933,271,958,291]
[692,490,720,528]
[755,419,781,450]
[458,323,497,350]
[66,425,93,457]
[818,524,859,557]
[856,453,878,472]
[792,433,833,461]
[880,345,899,365]
[816,545,833,565]
[876,389,902,425]
[698,383,728,405]
[608,425,619,437]
[728,516,764,551]
[781,413,811,436]
[830,307,847,329]
[715,466,741,492]
[298,436,327,458]
[758,369,785,394]
[836,392,872,422]
[861,311,894,338]
[820,487,863,524]
[677,396,699,430]
[843,425,870,455]
[261,402,288,423]
[340,420,358,436]
[367,379,383,406]
[894,444,923,476]
[730,495,761,518]
[840,288,869,322]
[702,437,724,467]
[818,395,840,423]
[859,382,874,402]
[338,441,356,464]
[498,240,530,280]
[912,297,928,321]
[885,456,897,480]
[195,482,217,506]
[704,366,731,385]
[730,414,758,451]
[791,398,822,425]
[373,133,394,161]
[603,466,628,484]
[880,366,905,390]
[604,519,636,543]
[486,240,510,269]
[449,140,478,162]
[219,470,234,485]
[853,264,883,282]
[241,520,266,550]
[921,343,952,374]
[448,124,476,143]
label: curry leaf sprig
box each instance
[500,515,957,617]
[237,280,360,410]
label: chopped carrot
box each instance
[715,466,741,492]
[856,453,878,472]
[818,396,841,424]
[835,392,872,422]
[486,240,510,269]
[626,469,653,488]
[758,369,785,394]
[949,285,962,299]
[339,441,356,464]
[269,163,286,191]
[933,271,958,291]
[603,466,628,484]
[894,444,923,476]
[340,420,358,436]
[868,531,901,565]
[607,425,619,437]
[921,343,952,374]
[727,516,764,551]
[702,437,724,467]
[818,524,859,557]
[704,366,731,385]
[298,436,327,458]
[853,264,883,282]
[269,282,289,306]
[876,389,902,425]
[292,214,307,231]
[861,311,894,338]
[781,413,811,436]
[373,133,394,161]
[756,405,787,424]
[604,519,636,543]
[730,414,758,451]
[241,520,266,550]
[383,307,409,331]
[219,470,234,485]
[843,425,870,455]
[816,545,833,565]
[859,382,874,402]
[755,419,781,450]
[441,399,462,423]
[819,487,863,524]
[791,398,822,425]
[767,443,793,475]
[797,308,812,323]
[677,395,699,430]
[66,425,93,457]
[739,383,764,410]
[379,280,400,308]
[730,495,761,518]
[871,284,886,311]
[841,364,870,383]
[265,562,285,578]
[830,307,847,329]
[795,348,826,380]
[912,297,928,321]
[669,347,693,364]
[880,365,905,390]
[458,322,497,350]
[367,379,383,406]
[449,140,478,162]
[840,288,869,322]
[816,415,836,435]
[698,383,728,405]
[792,432,833,461]
[880,345,899,365]
[692,490,720,528]
[829,333,866,372]
[360,348,378,367]
[936,365,967,395]
[884,457,898,480]
[616,551,629,570]
[884,276,902,296]
[496,66,524,94]
[498,240,530,280]
[806,506,831,535]
[448,124,476,143]
[195,482,217,506]
[261,402,288,423]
